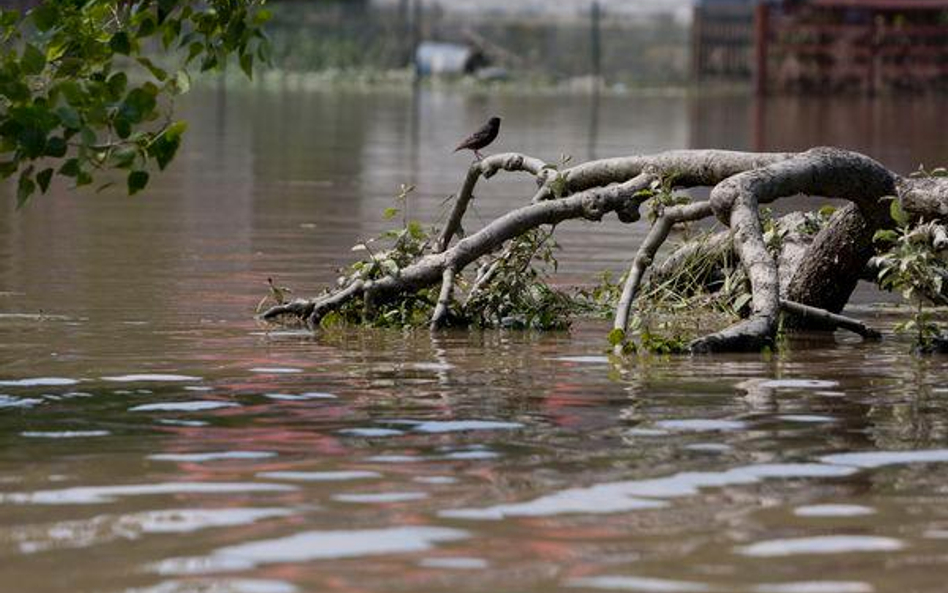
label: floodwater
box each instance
[1,85,948,593]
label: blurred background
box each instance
[2,3,948,593]
[256,0,948,93]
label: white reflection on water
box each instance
[820,449,948,468]
[568,575,714,592]
[737,535,904,557]
[11,508,292,553]
[333,492,428,503]
[21,430,111,438]
[154,526,470,574]
[655,419,747,432]
[390,419,524,433]
[0,482,296,505]
[263,392,336,401]
[553,355,611,364]
[126,578,299,593]
[0,395,44,408]
[338,428,406,437]
[753,581,873,593]
[148,451,276,462]
[130,401,240,412]
[102,374,202,382]
[257,470,381,481]
[418,557,488,569]
[758,379,839,389]
[0,377,79,387]
[441,463,855,520]
[793,504,876,517]
[777,415,836,424]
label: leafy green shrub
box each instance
[873,196,948,351]
[0,0,270,206]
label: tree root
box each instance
[261,147,948,354]
[691,148,898,352]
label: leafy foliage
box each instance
[304,187,576,331]
[873,196,948,351]
[321,184,438,329]
[0,0,271,206]
[634,172,692,224]
[464,228,574,330]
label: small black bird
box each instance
[454,116,501,160]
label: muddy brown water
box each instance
[1,86,948,593]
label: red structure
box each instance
[694,0,948,93]
[757,0,948,93]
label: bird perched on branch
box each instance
[454,116,501,160]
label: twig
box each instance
[780,299,881,340]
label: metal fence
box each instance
[266,1,690,85]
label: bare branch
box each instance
[780,300,881,340]
[436,153,549,253]
[430,267,457,330]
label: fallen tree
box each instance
[261,147,948,353]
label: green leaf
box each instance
[44,136,66,157]
[111,146,138,169]
[186,41,204,64]
[731,292,753,313]
[889,198,909,226]
[239,52,253,78]
[158,0,178,24]
[110,32,132,55]
[173,69,191,94]
[30,4,58,32]
[114,116,131,139]
[254,8,273,25]
[57,81,84,105]
[18,125,47,159]
[59,158,80,178]
[407,221,426,240]
[137,15,157,38]
[607,328,625,347]
[550,176,567,199]
[127,170,149,195]
[16,168,35,209]
[21,43,46,75]
[165,120,187,140]
[873,229,898,244]
[107,72,128,99]
[36,167,53,193]
[137,57,168,82]
[56,106,81,130]
[148,120,186,170]
[0,160,17,179]
[120,88,158,123]
[382,207,399,220]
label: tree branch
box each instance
[436,153,549,253]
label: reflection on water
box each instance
[0,86,948,592]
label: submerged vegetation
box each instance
[872,167,948,351]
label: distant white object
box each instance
[415,42,479,75]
